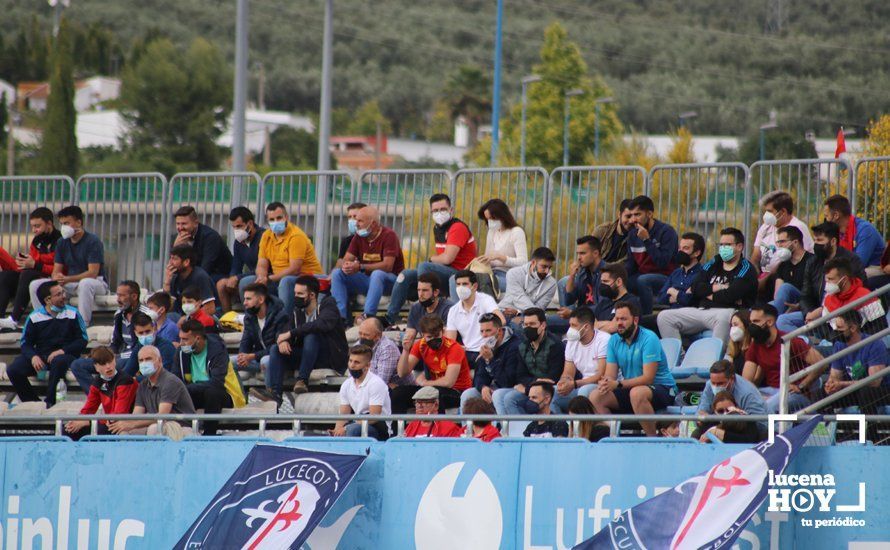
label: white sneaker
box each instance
[0,316,18,331]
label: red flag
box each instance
[835,127,847,158]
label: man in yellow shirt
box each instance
[239,202,323,313]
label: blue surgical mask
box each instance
[138,334,155,346]
[718,245,736,262]
[139,361,156,377]
[49,304,64,313]
[356,227,370,238]
[181,344,194,354]
[100,373,114,381]
[347,219,358,235]
[270,221,287,235]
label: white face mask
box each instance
[774,247,792,262]
[711,384,727,393]
[565,327,582,342]
[482,335,498,348]
[455,286,472,302]
[233,228,249,243]
[488,219,502,231]
[762,211,778,226]
[729,326,745,342]
[182,302,198,315]
[824,281,841,295]
[60,224,76,239]
[146,308,160,322]
[432,211,452,226]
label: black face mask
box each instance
[426,337,443,350]
[293,296,308,309]
[348,368,363,379]
[246,305,261,315]
[676,251,693,267]
[523,326,541,342]
[813,243,831,260]
[748,323,771,343]
[359,338,375,348]
[619,323,636,340]
[419,297,436,308]
[599,283,618,300]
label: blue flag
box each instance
[574,416,821,550]
[175,444,366,550]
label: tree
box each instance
[737,130,817,165]
[443,65,491,147]
[855,115,890,234]
[40,19,78,176]
[253,126,320,170]
[347,99,392,136]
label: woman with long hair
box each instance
[726,310,752,373]
[476,198,529,289]
[567,396,609,442]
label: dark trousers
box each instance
[0,269,45,321]
[267,333,328,393]
[188,383,234,436]
[828,385,890,442]
[68,423,111,441]
[389,385,461,414]
[7,353,77,406]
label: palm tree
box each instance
[443,65,491,147]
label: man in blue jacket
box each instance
[624,195,679,315]
[7,281,88,406]
[458,313,520,413]
[236,283,288,383]
[640,232,705,335]
[124,312,177,375]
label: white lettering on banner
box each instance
[0,486,144,549]
[264,463,332,487]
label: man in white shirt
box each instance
[552,307,610,413]
[331,345,391,441]
[445,270,505,364]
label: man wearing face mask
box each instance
[641,232,705,334]
[331,345,391,441]
[164,245,217,316]
[499,247,558,321]
[236,283,288,385]
[625,195,679,315]
[592,263,640,334]
[335,202,368,269]
[553,307,611,413]
[741,304,824,413]
[217,207,264,314]
[123,312,176,376]
[658,228,757,343]
[331,206,405,323]
[172,206,232,284]
[146,291,179,343]
[28,205,107,325]
[823,194,885,277]
[751,191,814,275]
[458,313,520,414]
[7,281,87,407]
[523,382,569,438]
[64,346,139,440]
[357,317,405,387]
[822,257,887,336]
[445,270,505,364]
[768,226,815,315]
[695,359,767,438]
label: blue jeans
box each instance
[266,333,327,392]
[419,262,459,297]
[387,269,417,323]
[761,386,811,414]
[493,388,541,415]
[770,283,801,315]
[776,311,805,333]
[70,356,130,393]
[330,268,397,319]
[459,386,509,414]
[239,275,300,314]
[557,275,574,307]
[628,273,668,315]
[551,383,598,414]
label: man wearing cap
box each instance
[404,386,463,438]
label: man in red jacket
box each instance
[822,257,887,335]
[0,208,61,329]
[404,386,463,438]
[63,346,138,440]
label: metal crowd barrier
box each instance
[0,176,74,257]
[854,156,890,239]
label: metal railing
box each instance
[0,175,75,257]
[854,156,890,239]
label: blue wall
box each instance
[1,437,888,549]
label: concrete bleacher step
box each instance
[292,392,340,415]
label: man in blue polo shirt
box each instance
[590,300,677,436]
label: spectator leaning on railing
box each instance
[696,359,766,438]
[822,257,887,336]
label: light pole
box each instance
[48,0,70,38]
[519,74,541,167]
[563,89,585,167]
[231,0,248,174]
[594,96,615,161]
[678,110,698,128]
[759,120,779,161]
[489,0,504,166]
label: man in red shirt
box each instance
[822,257,887,335]
[742,304,824,413]
[404,386,463,438]
[392,314,472,416]
[386,193,477,324]
[63,346,138,440]
[331,206,405,323]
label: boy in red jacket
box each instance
[64,346,138,440]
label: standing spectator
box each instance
[400,273,454,362]
[624,195,679,315]
[553,307,610,413]
[590,301,678,436]
[741,304,824,413]
[172,206,232,283]
[124,312,177,376]
[237,283,288,378]
[172,319,246,435]
[146,291,179,344]
[657,228,757,343]
[331,345,391,441]
[726,310,753,373]
[331,205,405,323]
[403,386,463,438]
[458,313,520,413]
[335,202,367,269]
[523,381,569,438]
[269,276,347,398]
[823,194,886,277]
[769,226,815,314]
[445,270,504,363]
[640,232,705,333]
[552,236,605,332]
[357,317,406,387]
[463,397,502,442]
[217,206,264,313]
[750,191,814,274]
[247,202,323,314]
[473,198,529,292]
[63,346,139,440]
[7,281,87,406]
[0,207,61,329]
[498,247,557,322]
[822,257,887,335]
[592,199,635,263]
[592,263,641,334]
[29,206,108,325]
[392,314,473,414]
[567,396,610,442]
[695,359,767,438]
[386,194,477,322]
[163,245,217,316]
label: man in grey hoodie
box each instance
[498,247,557,326]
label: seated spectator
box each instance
[823,194,885,277]
[107,345,196,437]
[553,308,610,413]
[237,283,288,378]
[624,195,679,315]
[472,198,529,292]
[494,307,566,415]
[656,421,680,438]
[173,319,246,435]
[331,345,391,441]
[822,257,887,335]
[592,198,635,263]
[696,391,761,444]
[404,386,463,438]
[523,381,568,438]
[393,314,473,414]
[750,191,814,275]
[567,395,610,442]
[331,205,405,323]
[552,235,605,332]
[726,310,753,373]
[63,346,138,440]
[7,281,87,407]
[164,245,216,316]
[29,205,108,325]
[124,312,176,376]
[463,397,501,442]
[592,262,640,334]
[386,193,477,323]
[695,359,766,436]
[400,273,454,356]
[245,202,323,314]
[640,232,705,334]
[146,291,179,344]
[741,304,824,413]
[865,243,890,291]
[445,270,504,363]
[768,226,815,315]
[657,228,757,343]
[172,206,232,283]
[776,222,865,333]
[498,247,557,322]
[335,202,367,269]
[459,313,520,413]
[0,207,61,330]
[357,317,407,387]
[269,275,347,399]
[70,280,145,392]
[179,286,219,332]
[217,206,264,313]
[590,301,678,436]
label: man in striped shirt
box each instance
[357,317,410,387]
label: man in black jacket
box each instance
[269,275,347,397]
[172,206,232,284]
[657,228,758,343]
[237,282,288,378]
[458,313,521,413]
